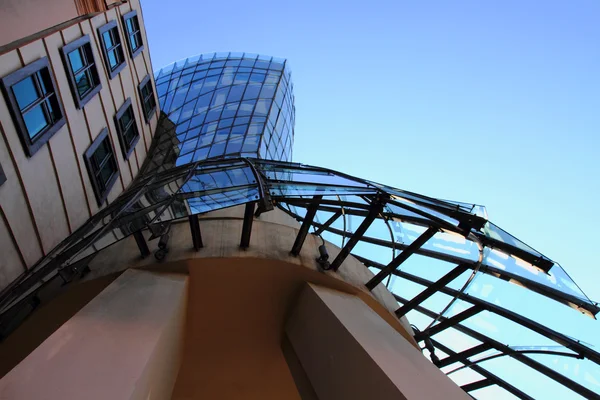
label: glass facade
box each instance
[145,52,294,174]
[1,52,599,399]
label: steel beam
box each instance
[431,339,534,400]
[414,305,482,341]
[461,379,493,393]
[133,230,150,258]
[188,215,203,250]
[329,196,387,271]
[395,263,469,318]
[365,226,438,290]
[313,211,341,236]
[381,264,600,365]
[437,342,493,368]
[240,202,255,249]
[399,297,600,400]
[291,195,323,256]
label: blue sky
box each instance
[142,0,599,303]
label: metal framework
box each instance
[0,52,598,399]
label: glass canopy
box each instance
[0,53,598,399]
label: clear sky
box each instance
[141,0,600,302]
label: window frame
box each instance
[138,75,156,123]
[97,20,126,79]
[114,98,140,159]
[60,35,102,109]
[0,57,66,157]
[122,10,144,59]
[84,128,119,206]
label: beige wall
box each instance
[287,284,471,400]
[0,1,159,291]
[86,207,417,344]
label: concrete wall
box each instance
[286,283,471,400]
[0,0,159,291]
[86,206,417,345]
[0,269,187,400]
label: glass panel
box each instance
[108,49,119,69]
[12,76,39,110]
[102,31,113,48]
[23,104,48,138]
[68,48,85,72]
[75,71,92,97]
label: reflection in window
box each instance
[98,21,126,79]
[123,10,144,58]
[61,35,102,108]
[0,57,65,157]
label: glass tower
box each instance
[143,53,295,174]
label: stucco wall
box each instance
[0,0,158,291]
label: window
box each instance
[138,75,156,123]
[122,11,144,58]
[60,35,102,108]
[115,98,140,158]
[0,162,6,186]
[84,128,119,206]
[0,57,66,157]
[98,21,126,79]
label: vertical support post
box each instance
[329,195,387,271]
[133,230,150,258]
[240,202,255,249]
[365,226,437,290]
[188,215,203,250]
[291,195,323,256]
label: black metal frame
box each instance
[0,153,598,399]
[188,215,203,250]
[365,226,437,290]
[395,297,600,400]
[0,57,66,157]
[60,35,102,109]
[240,202,255,248]
[329,194,387,271]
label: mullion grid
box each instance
[70,46,96,97]
[20,71,56,139]
[184,165,256,212]
[162,53,280,161]
[106,28,123,70]
[93,141,116,191]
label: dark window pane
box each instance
[75,71,92,97]
[120,108,133,129]
[23,105,48,138]
[12,76,39,110]
[99,162,114,187]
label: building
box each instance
[0,1,598,399]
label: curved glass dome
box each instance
[147,52,295,174]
